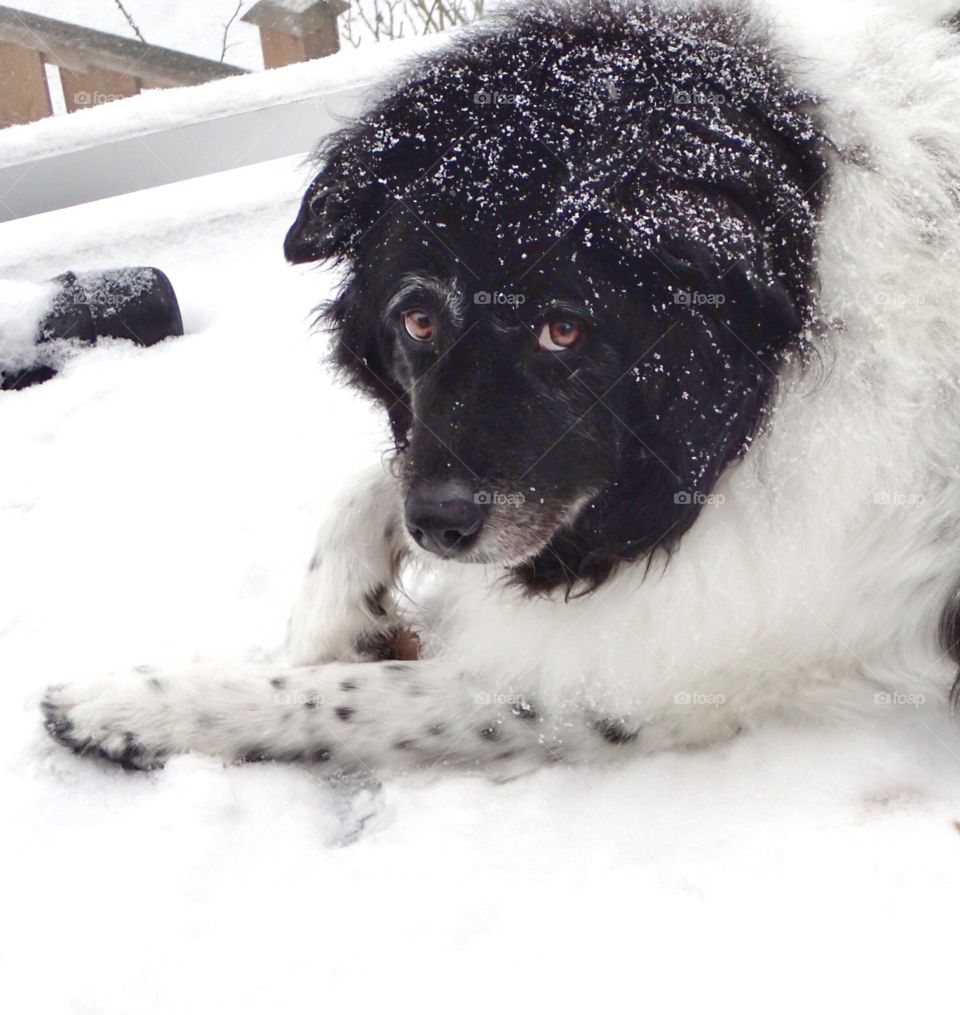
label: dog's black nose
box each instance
[405,482,486,557]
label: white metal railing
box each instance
[0,32,436,222]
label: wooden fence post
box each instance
[242,0,348,69]
[0,5,247,130]
[59,67,139,114]
[0,40,51,128]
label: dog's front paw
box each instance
[41,682,170,771]
[287,570,405,666]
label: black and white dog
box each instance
[43,0,960,774]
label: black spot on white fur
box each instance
[354,630,396,660]
[593,716,640,745]
[41,696,164,771]
[240,746,271,764]
[511,699,538,722]
[942,586,960,713]
[363,585,388,618]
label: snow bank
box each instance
[0,278,56,370]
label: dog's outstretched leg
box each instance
[286,463,410,666]
[41,662,569,775]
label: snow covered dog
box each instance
[43,0,960,774]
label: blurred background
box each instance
[0,1,493,222]
[0,1,487,127]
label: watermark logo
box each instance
[475,491,526,507]
[672,88,727,106]
[74,91,126,107]
[674,691,727,708]
[872,292,926,308]
[475,691,532,707]
[873,492,926,507]
[474,90,520,107]
[674,491,725,507]
[474,291,527,307]
[874,691,926,709]
[74,291,124,307]
[274,691,325,708]
[674,290,726,308]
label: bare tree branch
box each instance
[220,0,245,62]
[112,0,146,43]
[341,3,363,47]
[342,0,485,43]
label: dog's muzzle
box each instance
[404,481,487,558]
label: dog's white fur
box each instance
[43,0,960,773]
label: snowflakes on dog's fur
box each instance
[288,0,829,593]
[325,0,823,306]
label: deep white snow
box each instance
[4,16,960,1015]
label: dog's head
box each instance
[286,2,827,594]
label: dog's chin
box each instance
[401,528,551,569]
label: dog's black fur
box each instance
[285,0,828,595]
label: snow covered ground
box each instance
[4,48,960,1015]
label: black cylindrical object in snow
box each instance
[1,267,184,391]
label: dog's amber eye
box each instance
[403,310,435,342]
[538,320,582,351]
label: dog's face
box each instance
[365,238,628,568]
[286,3,827,592]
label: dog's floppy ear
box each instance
[284,129,386,265]
[284,170,367,266]
[284,173,336,264]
